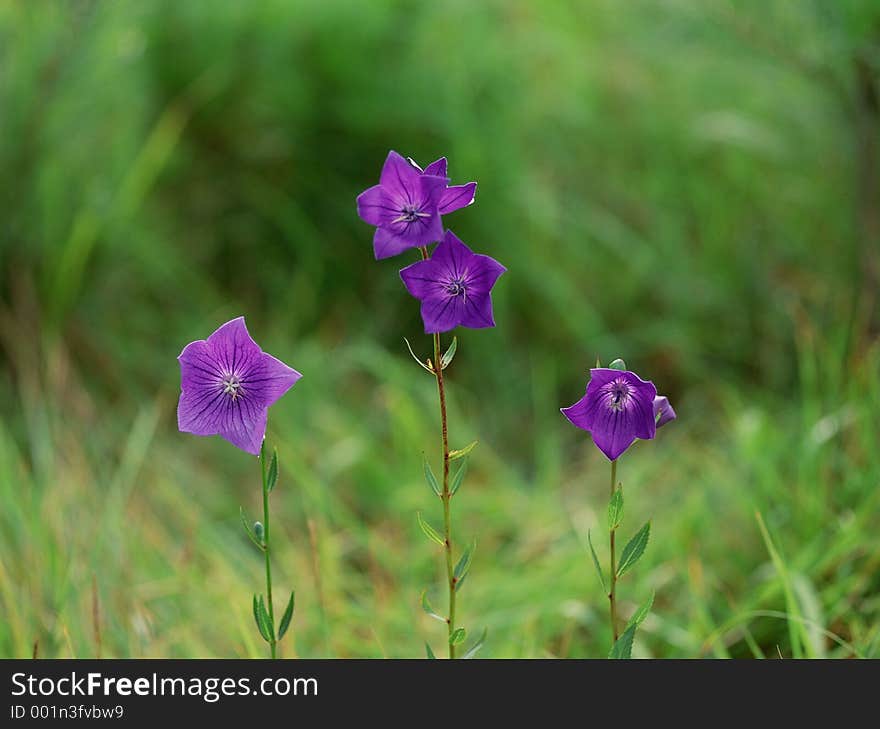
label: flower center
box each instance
[395,204,431,224]
[446,277,467,298]
[222,374,242,401]
[607,378,632,412]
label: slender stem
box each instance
[421,245,456,658]
[433,331,456,658]
[261,444,277,659]
[608,458,619,644]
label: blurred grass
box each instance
[0,0,878,657]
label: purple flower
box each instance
[177,317,302,455]
[653,395,676,428]
[399,230,506,334]
[407,156,477,216]
[561,368,658,461]
[356,151,477,260]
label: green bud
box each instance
[609,358,627,371]
[254,521,264,542]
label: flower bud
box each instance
[254,521,264,542]
[609,358,627,371]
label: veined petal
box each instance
[422,157,448,178]
[465,253,506,296]
[420,293,467,334]
[431,231,475,279]
[379,150,421,204]
[654,395,677,428]
[242,352,303,407]
[206,317,261,377]
[220,402,268,456]
[178,385,225,436]
[178,338,223,392]
[356,184,397,226]
[460,292,496,329]
[374,225,422,260]
[438,182,477,214]
[399,259,443,299]
[560,393,595,432]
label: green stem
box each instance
[433,331,456,658]
[608,458,619,644]
[421,245,456,659]
[261,443,277,659]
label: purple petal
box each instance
[242,352,303,407]
[465,253,506,296]
[420,293,469,334]
[206,317,261,377]
[653,395,677,428]
[374,225,426,259]
[399,259,441,299]
[438,182,477,214]
[459,292,496,329]
[356,184,397,226]
[560,394,595,432]
[220,402,268,456]
[430,230,475,279]
[379,150,421,204]
[178,384,225,436]
[422,157,448,178]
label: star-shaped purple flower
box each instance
[399,230,506,334]
[356,151,477,260]
[177,317,302,455]
[561,368,658,461]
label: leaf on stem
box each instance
[240,507,263,550]
[454,570,469,592]
[607,488,624,531]
[258,595,275,641]
[278,591,295,640]
[423,456,441,497]
[252,594,272,642]
[617,522,651,578]
[420,590,447,623]
[462,627,488,659]
[417,512,445,546]
[609,625,637,659]
[624,591,655,634]
[404,337,435,374]
[449,440,478,461]
[588,529,608,593]
[266,448,278,492]
[425,642,437,659]
[449,459,468,497]
[440,336,458,369]
[454,538,476,581]
[450,627,467,646]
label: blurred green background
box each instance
[1,0,878,658]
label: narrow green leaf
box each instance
[417,512,445,546]
[462,627,488,659]
[240,507,262,549]
[454,570,469,592]
[609,625,637,659]
[252,595,271,642]
[420,591,446,623]
[278,591,295,640]
[449,440,478,461]
[609,358,627,371]
[624,591,655,633]
[588,529,608,593]
[449,460,467,496]
[266,449,278,492]
[617,521,651,578]
[425,642,437,659]
[454,538,476,581]
[440,336,458,369]
[450,628,467,646]
[423,457,441,497]
[404,337,435,374]
[258,595,275,641]
[607,488,624,531]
